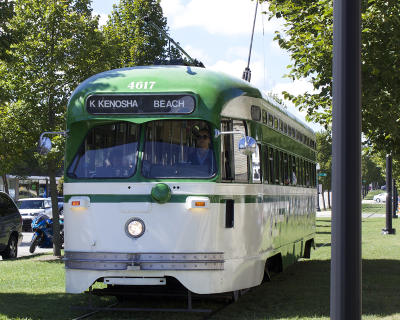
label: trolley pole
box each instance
[331,0,361,319]
[383,154,395,234]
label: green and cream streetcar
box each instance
[62,66,316,296]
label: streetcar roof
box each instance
[67,65,314,135]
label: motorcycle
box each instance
[29,214,64,253]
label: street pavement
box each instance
[317,199,386,218]
[18,232,53,258]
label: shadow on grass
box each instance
[0,291,210,320]
[212,259,400,320]
[0,292,102,320]
[0,260,399,320]
[316,219,331,224]
[316,242,331,248]
[16,253,48,261]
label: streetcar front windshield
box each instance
[142,120,216,178]
[67,122,140,179]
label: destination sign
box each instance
[86,94,196,115]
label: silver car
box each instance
[17,198,52,231]
[373,193,387,203]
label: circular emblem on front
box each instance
[151,183,171,204]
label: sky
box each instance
[91,0,319,131]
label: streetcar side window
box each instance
[274,149,280,184]
[252,144,261,183]
[232,120,249,182]
[280,151,284,184]
[67,122,140,179]
[292,156,297,185]
[283,153,289,185]
[268,113,274,127]
[312,163,316,187]
[221,119,233,180]
[262,111,268,124]
[220,119,249,182]
[268,147,274,184]
[300,159,305,186]
[263,146,269,183]
[141,120,216,179]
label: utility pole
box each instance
[383,154,395,234]
[392,180,398,219]
[331,0,362,319]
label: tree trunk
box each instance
[322,187,326,210]
[328,189,331,209]
[49,164,61,257]
[2,174,9,194]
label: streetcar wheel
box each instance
[232,290,240,302]
[29,234,40,254]
[115,295,126,303]
[2,235,18,259]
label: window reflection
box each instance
[67,122,140,179]
[142,120,216,178]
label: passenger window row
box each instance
[260,108,316,150]
[221,117,315,187]
[263,145,316,187]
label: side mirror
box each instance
[38,136,52,155]
[191,125,200,137]
[238,136,257,155]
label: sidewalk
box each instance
[316,210,386,218]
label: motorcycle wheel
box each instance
[29,234,41,254]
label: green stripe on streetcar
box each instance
[64,194,312,204]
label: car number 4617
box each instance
[128,81,156,90]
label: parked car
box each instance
[0,192,23,259]
[57,196,64,217]
[17,198,52,231]
[373,193,387,203]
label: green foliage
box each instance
[0,101,36,177]
[5,0,104,167]
[316,130,331,190]
[266,0,400,159]
[0,0,15,62]
[102,0,169,69]
[57,176,64,195]
[362,150,385,187]
[3,0,106,255]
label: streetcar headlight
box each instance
[125,218,145,238]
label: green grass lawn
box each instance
[1,218,400,320]
[362,202,386,214]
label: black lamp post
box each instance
[316,163,321,212]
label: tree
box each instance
[7,0,104,256]
[265,0,400,157]
[0,102,29,194]
[102,0,169,69]
[361,150,385,190]
[0,0,15,62]
[316,130,332,209]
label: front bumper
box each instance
[64,251,224,271]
